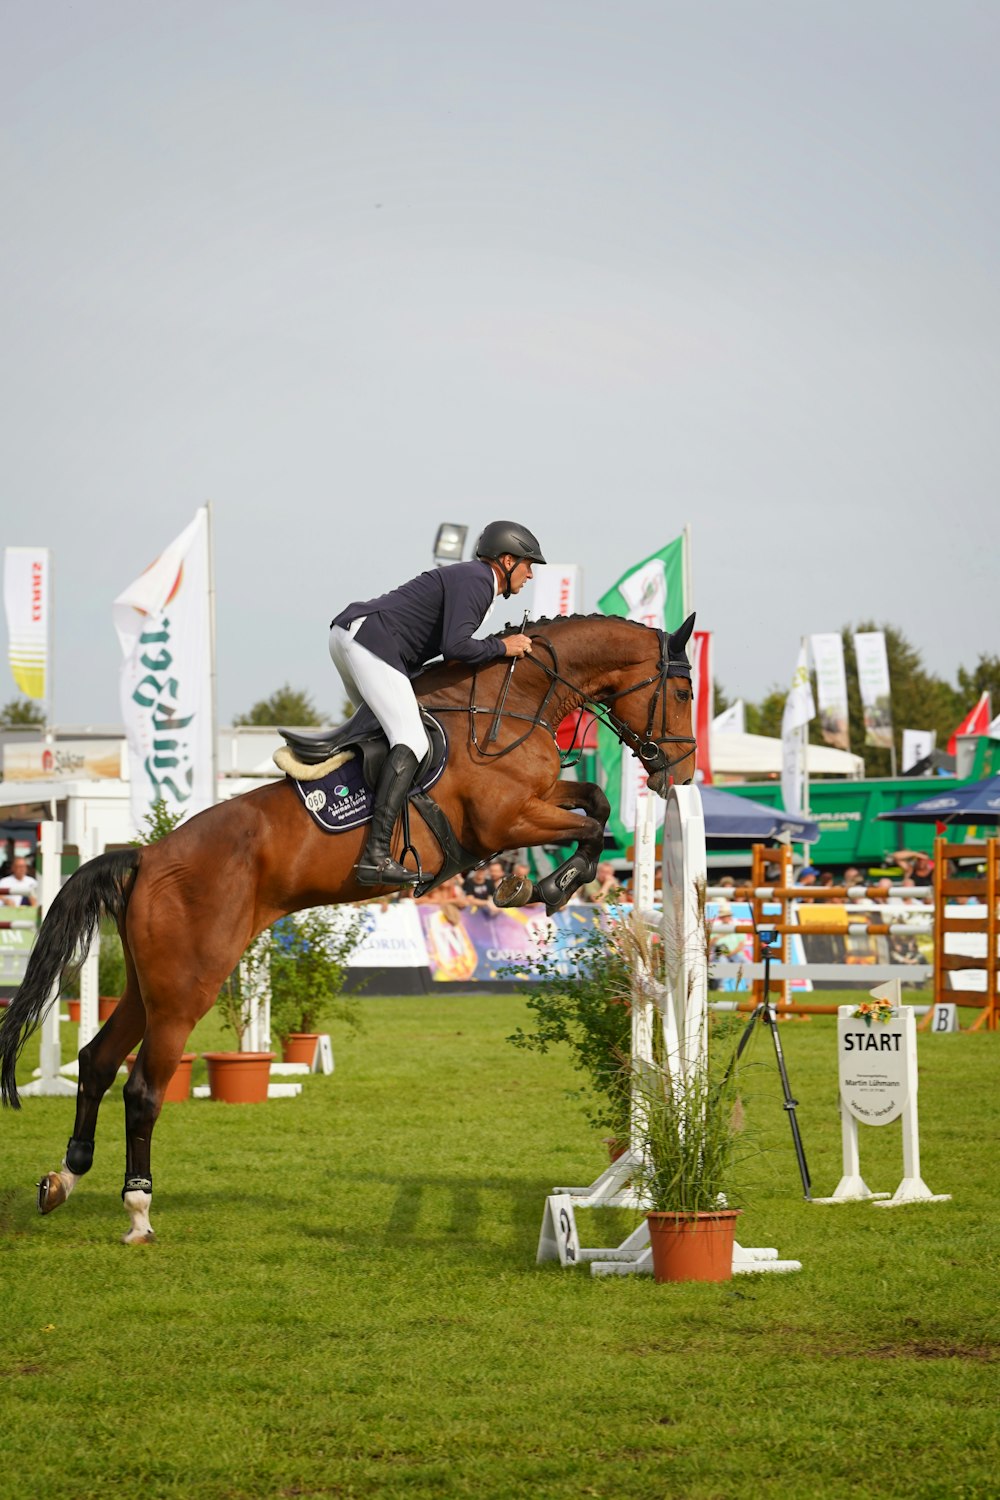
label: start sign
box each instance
[813,982,950,1208]
[837,1013,909,1125]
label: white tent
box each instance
[710,731,864,782]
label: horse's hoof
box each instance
[37,1173,68,1215]
[494,874,535,909]
[121,1228,156,1246]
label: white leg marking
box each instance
[122,1190,155,1244]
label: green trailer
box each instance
[720,736,1000,869]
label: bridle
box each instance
[425,625,697,778]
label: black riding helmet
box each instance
[475,520,547,599]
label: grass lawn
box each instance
[0,989,997,1499]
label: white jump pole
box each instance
[21,821,76,1099]
[77,826,102,1050]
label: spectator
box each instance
[797,865,819,902]
[0,855,39,907]
[579,863,625,905]
[842,866,862,895]
[417,876,469,925]
[463,863,497,906]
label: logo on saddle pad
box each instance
[305,789,327,812]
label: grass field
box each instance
[1,990,997,1500]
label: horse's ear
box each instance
[668,612,696,654]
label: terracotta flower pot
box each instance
[67,999,81,1024]
[281,1032,320,1066]
[98,996,119,1021]
[125,1053,196,1103]
[202,1052,275,1104]
[646,1209,742,1283]
[604,1136,629,1163]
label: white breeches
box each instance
[329,622,430,761]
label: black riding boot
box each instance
[356,745,421,887]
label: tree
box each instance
[744,688,787,740]
[956,654,1000,711]
[0,696,45,727]
[233,684,325,727]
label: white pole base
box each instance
[20,1076,77,1098]
[190,1083,303,1099]
[872,1178,951,1207]
[812,1174,891,1204]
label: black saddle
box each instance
[278,705,446,790]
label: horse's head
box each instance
[602,613,697,792]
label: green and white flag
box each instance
[597,536,687,849]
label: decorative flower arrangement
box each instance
[853,998,895,1026]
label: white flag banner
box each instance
[712,700,745,735]
[781,642,815,816]
[853,631,894,749]
[809,632,850,750]
[3,546,51,701]
[902,729,936,774]
[618,557,668,627]
[531,563,581,619]
[114,509,214,831]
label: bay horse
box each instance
[0,611,695,1242]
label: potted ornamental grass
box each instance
[616,910,748,1283]
[268,907,363,1065]
[631,1046,745,1282]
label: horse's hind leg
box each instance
[118,1012,199,1245]
[37,969,146,1216]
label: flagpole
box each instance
[205,501,219,806]
[683,521,693,613]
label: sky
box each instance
[3,0,998,727]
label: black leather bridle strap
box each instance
[423,626,697,773]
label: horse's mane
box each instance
[495,612,652,638]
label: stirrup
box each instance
[356,856,420,888]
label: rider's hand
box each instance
[504,634,533,658]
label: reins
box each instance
[424,624,697,774]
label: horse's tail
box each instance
[0,848,141,1109]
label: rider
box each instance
[330,520,546,887]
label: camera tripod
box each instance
[728,927,811,1200]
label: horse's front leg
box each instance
[495,780,610,914]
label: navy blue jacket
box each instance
[332,561,507,678]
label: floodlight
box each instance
[432,523,468,566]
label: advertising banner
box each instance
[114,510,214,831]
[780,642,814,816]
[901,729,935,774]
[809,633,850,750]
[598,536,687,848]
[531,563,581,619]
[853,631,893,750]
[346,901,429,968]
[692,629,713,784]
[418,902,611,984]
[2,739,125,782]
[3,546,50,702]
